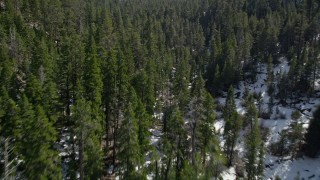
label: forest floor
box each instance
[216,58,320,179]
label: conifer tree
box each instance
[220,38,237,87]
[136,100,152,165]
[224,86,242,166]
[245,94,258,129]
[83,34,103,110]
[83,34,104,164]
[267,55,273,84]
[22,105,61,179]
[132,69,155,114]
[102,48,117,149]
[118,95,141,179]
[72,98,102,179]
[0,87,18,139]
[25,75,43,105]
[224,86,236,121]
[161,105,186,180]
[305,106,320,157]
[42,80,59,124]
[198,91,216,164]
[0,87,19,179]
[145,59,156,114]
[245,100,262,180]
[189,73,206,165]
[113,49,131,168]
[174,55,191,113]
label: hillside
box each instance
[0,0,319,179]
[215,58,320,179]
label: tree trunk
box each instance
[202,136,208,165]
[79,131,84,180]
[191,122,196,166]
[4,138,9,180]
[164,158,171,180]
[176,136,181,179]
[155,160,159,180]
[228,135,235,166]
[112,110,119,173]
[112,126,116,171]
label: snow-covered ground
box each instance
[217,58,320,179]
[265,155,320,179]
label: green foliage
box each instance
[275,175,281,180]
[245,100,263,179]
[21,104,61,179]
[198,92,216,162]
[224,86,242,166]
[161,105,187,180]
[267,55,274,84]
[118,99,141,179]
[84,35,103,107]
[72,98,102,179]
[0,87,19,137]
[223,86,236,121]
[291,111,302,121]
[136,100,152,160]
[25,75,43,105]
[0,0,319,178]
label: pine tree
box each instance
[189,73,206,166]
[220,37,237,88]
[0,46,13,89]
[83,35,103,171]
[224,86,236,121]
[198,92,216,164]
[245,100,262,180]
[136,100,152,166]
[113,49,131,168]
[224,86,242,166]
[245,94,258,129]
[305,106,320,157]
[30,37,51,81]
[174,55,191,113]
[25,74,43,105]
[204,139,226,179]
[95,0,113,49]
[0,87,20,179]
[145,59,156,113]
[22,105,62,179]
[213,64,221,92]
[161,105,186,180]
[288,55,299,91]
[0,87,19,138]
[257,142,265,179]
[42,80,59,124]
[267,55,273,84]
[83,34,103,110]
[132,69,155,114]
[72,98,102,179]
[118,88,141,179]
[211,26,222,62]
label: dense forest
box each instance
[0,0,319,179]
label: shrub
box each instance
[275,175,281,180]
[291,110,301,121]
[259,110,271,119]
[270,131,290,156]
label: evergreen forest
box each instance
[0,0,319,179]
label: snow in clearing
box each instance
[265,155,320,180]
[220,167,237,180]
[217,57,320,180]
